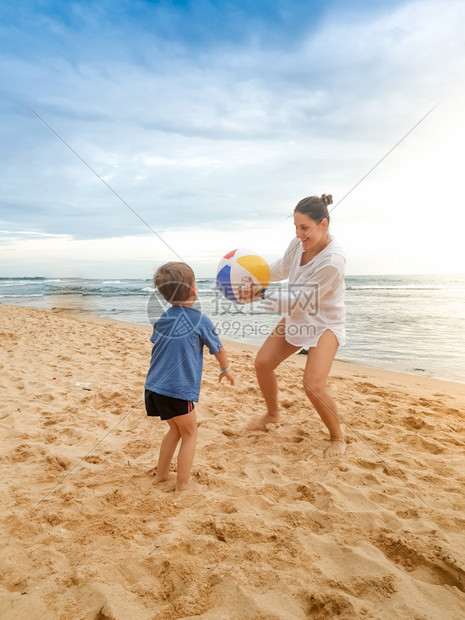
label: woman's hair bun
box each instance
[294,194,332,224]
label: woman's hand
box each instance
[236,277,263,304]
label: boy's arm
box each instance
[214,346,235,385]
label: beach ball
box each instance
[216,248,270,304]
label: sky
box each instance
[1,0,465,278]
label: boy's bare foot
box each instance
[175,480,201,492]
[153,472,176,484]
[324,439,346,458]
[246,414,280,431]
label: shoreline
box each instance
[2,305,465,618]
[89,310,465,391]
[0,296,465,385]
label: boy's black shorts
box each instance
[144,389,195,421]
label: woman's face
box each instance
[294,211,328,250]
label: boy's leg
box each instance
[172,409,198,491]
[154,419,180,483]
[303,329,345,457]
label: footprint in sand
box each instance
[45,453,73,472]
[82,455,104,466]
[296,483,332,509]
[355,381,378,393]
[9,444,37,462]
[305,592,356,618]
[373,532,465,592]
[401,415,427,430]
[123,439,152,459]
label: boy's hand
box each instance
[219,369,235,386]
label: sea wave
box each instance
[0,293,44,298]
[346,285,444,291]
[0,277,46,281]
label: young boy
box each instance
[145,261,234,491]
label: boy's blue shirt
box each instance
[145,305,222,402]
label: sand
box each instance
[1,305,464,619]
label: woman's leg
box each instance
[154,419,180,483]
[303,329,345,457]
[247,318,300,430]
[172,409,198,491]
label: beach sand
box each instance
[1,305,464,619]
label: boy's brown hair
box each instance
[154,262,195,304]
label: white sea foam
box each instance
[0,293,43,297]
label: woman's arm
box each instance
[236,238,299,303]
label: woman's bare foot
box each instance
[153,472,176,484]
[246,413,280,431]
[324,439,346,458]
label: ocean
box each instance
[1,274,464,384]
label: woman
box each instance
[240,194,346,457]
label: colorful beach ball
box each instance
[216,248,270,304]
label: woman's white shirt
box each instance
[263,236,346,347]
